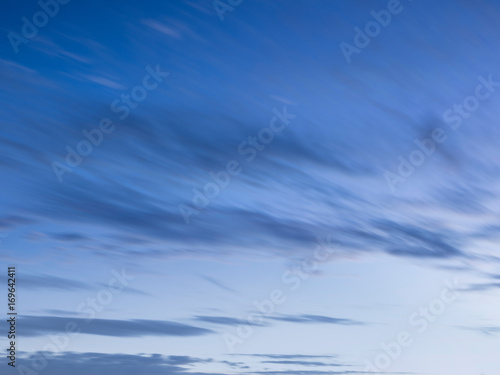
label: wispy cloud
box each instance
[237,354,338,360]
[19,316,215,337]
[199,275,239,294]
[194,315,268,327]
[143,19,182,39]
[17,352,218,375]
[260,360,343,367]
[463,326,500,336]
[0,274,91,291]
[269,314,365,326]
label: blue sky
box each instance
[1,0,500,374]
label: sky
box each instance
[1,0,500,374]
